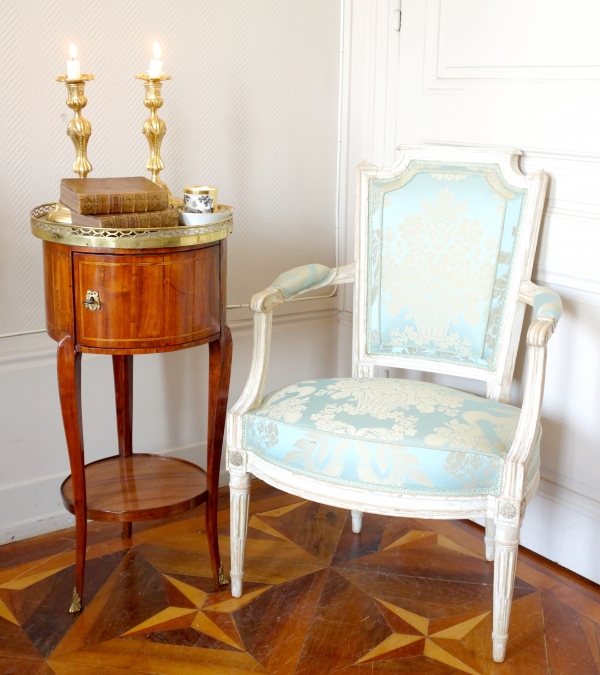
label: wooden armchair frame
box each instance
[226,145,561,662]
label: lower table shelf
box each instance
[60,453,208,522]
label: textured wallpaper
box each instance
[0,0,340,334]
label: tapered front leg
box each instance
[113,355,133,539]
[492,508,521,662]
[57,334,86,613]
[206,327,233,585]
[485,517,496,561]
[229,471,251,598]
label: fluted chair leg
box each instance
[351,510,363,534]
[229,472,251,598]
[484,517,496,561]
[492,515,521,662]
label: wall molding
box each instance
[0,306,340,374]
[423,0,600,94]
[421,139,600,169]
[537,467,600,524]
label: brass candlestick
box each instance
[48,73,94,223]
[136,72,183,207]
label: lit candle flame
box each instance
[153,41,161,60]
[69,44,77,60]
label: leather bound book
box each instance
[60,177,169,214]
[71,207,179,229]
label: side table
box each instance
[31,205,233,613]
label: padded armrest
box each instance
[520,280,563,326]
[270,264,335,298]
[532,286,562,324]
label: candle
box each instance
[67,44,81,80]
[148,41,162,78]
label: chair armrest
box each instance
[228,263,356,431]
[519,280,563,326]
[252,262,355,312]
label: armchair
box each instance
[226,145,561,663]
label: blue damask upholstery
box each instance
[243,378,540,496]
[532,286,562,324]
[270,264,334,298]
[367,162,527,370]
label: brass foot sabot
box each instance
[217,563,229,586]
[69,587,82,614]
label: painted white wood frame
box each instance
[226,144,559,661]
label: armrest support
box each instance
[502,281,563,500]
[228,263,356,429]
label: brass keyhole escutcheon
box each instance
[82,290,100,311]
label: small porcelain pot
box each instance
[183,186,218,213]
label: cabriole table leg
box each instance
[57,334,86,613]
[113,354,134,539]
[206,326,233,586]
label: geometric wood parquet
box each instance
[0,480,600,674]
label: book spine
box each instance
[78,191,169,215]
[91,209,179,228]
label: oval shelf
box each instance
[60,453,208,522]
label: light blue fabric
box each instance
[243,378,540,496]
[271,264,334,298]
[533,287,562,324]
[367,161,528,371]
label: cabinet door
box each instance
[74,246,220,350]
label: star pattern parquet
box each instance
[1,480,600,674]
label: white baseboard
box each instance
[472,471,600,584]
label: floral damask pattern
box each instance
[366,162,527,370]
[243,378,541,496]
[382,187,499,351]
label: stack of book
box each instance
[60,177,177,228]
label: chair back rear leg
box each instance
[484,517,496,561]
[351,510,363,534]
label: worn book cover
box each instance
[71,207,179,229]
[60,177,169,215]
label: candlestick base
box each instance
[46,202,72,224]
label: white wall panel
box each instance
[384,0,600,581]
[439,1,600,73]
[0,0,340,335]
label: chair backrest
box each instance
[353,145,548,402]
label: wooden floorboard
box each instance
[0,480,598,674]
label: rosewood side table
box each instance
[31,205,233,613]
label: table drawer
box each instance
[74,246,220,350]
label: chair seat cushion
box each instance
[242,378,540,496]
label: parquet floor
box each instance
[1,480,600,674]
